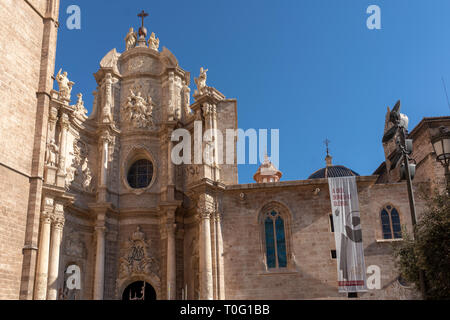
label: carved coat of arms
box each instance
[119,226,159,279]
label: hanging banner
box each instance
[328,176,367,293]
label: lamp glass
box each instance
[433,140,443,158]
[443,137,450,157]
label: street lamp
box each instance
[431,126,450,192]
[382,100,427,299]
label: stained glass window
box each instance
[381,206,402,239]
[381,209,392,239]
[264,210,288,269]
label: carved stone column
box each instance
[214,213,225,300]
[98,131,114,202]
[166,221,177,300]
[202,103,220,182]
[198,196,214,300]
[99,132,110,187]
[93,225,106,300]
[34,211,52,300]
[102,73,113,123]
[167,127,175,201]
[47,212,65,300]
[57,113,70,174]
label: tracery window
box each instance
[264,210,288,269]
[380,205,402,239]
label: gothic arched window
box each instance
[381,205,402,239]
[127,159,154,189]
[264,210,288,269]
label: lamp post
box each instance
[382,100,427,299]
[431,126,450,193]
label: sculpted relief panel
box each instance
[122,90,155,129]
[120,80,161,129]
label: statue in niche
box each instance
[122,90,154,128]
[148,32,160,51]
[81,158,93,192]
[66,140,94,192]
[73,93,88,119]
[194,67,208,95]
[125,27,137,50]
[45,139,59,167]
[56,69,75,100]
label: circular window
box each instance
[127,159,154,189]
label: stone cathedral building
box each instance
[0,1,449,300]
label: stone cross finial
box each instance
[138,10,149,38]
[324,139,331,156]
[324,139,333,167]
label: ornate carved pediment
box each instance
[118,226,160,280]
[121,89,155,129]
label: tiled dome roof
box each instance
[308,165,360,180]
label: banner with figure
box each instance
[328,176,367,293]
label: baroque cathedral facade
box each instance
[0,0,449,300]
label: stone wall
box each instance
[220,179,421,300]
[0,0,59,300]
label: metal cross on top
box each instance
[324,139,331,156]
[138,10,149,28]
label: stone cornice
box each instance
[223,175,379,192]
[94,67,122,85]
[408,116,450,139]
[185,178,226,198]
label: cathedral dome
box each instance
[308,165,360,180]
[308,153,359,180]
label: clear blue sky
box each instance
[56,0,449,184]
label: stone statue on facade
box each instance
[194,67,208,95]
[81,158,93,192]
[148,32,160,51]
[122,90,154,128]
[125,27,137,50]
[56,69,75,100]
[45,139,59,167]
[73,93,88,119]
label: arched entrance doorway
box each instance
[122,281,157,301]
